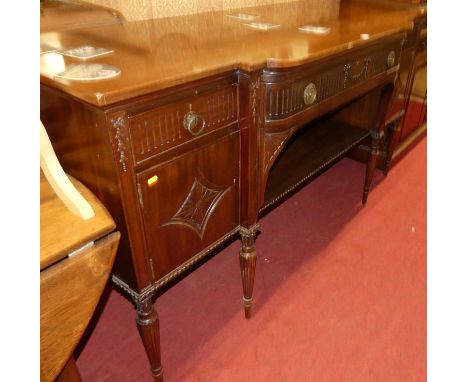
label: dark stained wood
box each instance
[40,0,420,106]
[383,109,405,174]
[40,1,424,379]
[239,224,259,318]
[349,1,426,170]
[136,298,164,382]
[263,119,370,209]
[41,85,147,292]
[362,84,394,204]
[128,84,238,164]
[137,132,240,282]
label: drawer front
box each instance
[264,41,401,122]
[137,133,239,281]
[128,84,238,164]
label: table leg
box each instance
[384,119,401,175]
[362,84,394,204]
[136,296,164,382]
[239,224,259,319]
[363,130,382,205]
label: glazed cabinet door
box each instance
[137,133,239,281]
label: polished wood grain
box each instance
[136,298,163,382]
[40,0,125,33]
[86,0,305,21]
[349,0,426,170]
[40,232,119,381]
[40,1,423,379]
[40,171,115,270]
[40,170,119,381]
[138,132,240,281]
[128,83,238,165]
[40,0,420,106]
[56,358,82,382]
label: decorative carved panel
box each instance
[128,84,238,163]
[264,45,397,121]
[162,175,232,238]
[110,115,130,172]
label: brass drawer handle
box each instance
[343,57,371,88]
[303,83,317,105]
[183,104,206,136]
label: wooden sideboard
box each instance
[349,0,426,170]
[40,1,422,379]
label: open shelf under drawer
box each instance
[262,120,370,212]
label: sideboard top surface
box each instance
[40,0,423,106]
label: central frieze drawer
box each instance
[264,41,401,122]
[128,84,238,164]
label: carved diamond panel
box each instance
[163,176,228,238]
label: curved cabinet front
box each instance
[262,38,403,124]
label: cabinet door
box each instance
[137,133,239,281]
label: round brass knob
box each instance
[183,104,205,136]
[387,50,396,68]
[303,83,317,105]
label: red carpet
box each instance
[77,138,426,382]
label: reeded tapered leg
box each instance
[362,84,394,204]
[362,130,382,205]
[384,117,402,175]
[239,224,259,319]
[136,296,163,382]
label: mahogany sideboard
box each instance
[40,1,422,379]
[349,0,426,170]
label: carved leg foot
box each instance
[239,224,259,319]
[363,131,382,205]
[136,296,164,382]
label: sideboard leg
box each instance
[239,224,259,319]
[136,296,164,382]
[362,131,381,205]
[384,119,401,176]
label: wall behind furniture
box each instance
[85,0,323,21]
